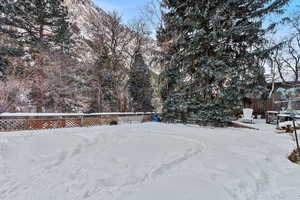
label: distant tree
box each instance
[0,56,8,77]
[129,52,154,112]
[44,52,82,112]
[0,0,71,112]
[0,80,11,113]
[158,0,289,126]
[266,11,300,88]
[141,0,163,33]
[87,46,119,113]
[0,33,24,78]
[278,13,300,84]
[275,39,300,84]
[88,11,141,112]
[0,76,28,113]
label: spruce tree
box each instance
[158,0,289,126]
[129,52,154,112]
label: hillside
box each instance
[0,0,161,113]
[64,0,161,72]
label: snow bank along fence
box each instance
[0,112,152,132]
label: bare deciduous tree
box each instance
[0,81,11,113]
[281,38,300,83]
[140,0,163,32]
[88,11,145,112]
[273,13,300,85]
[0,76,28,113]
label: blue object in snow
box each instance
[151,113,161,122]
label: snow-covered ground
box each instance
[0,120,299,200]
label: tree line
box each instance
[0,0,156,113]
[1,0,299,127]
[157,0,297,126]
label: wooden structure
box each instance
[245,81,300,116]
[0,112,152,132]
[245,98,282,116]
[265,111,279,124]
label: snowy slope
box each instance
[0,120,299,200]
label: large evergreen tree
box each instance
[158,0,289,126]
[129,52,154,112]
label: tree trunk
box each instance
[36,86,43,113]
[269,59,275,99]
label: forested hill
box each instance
[0,0,161,113]
[65,0,161,72]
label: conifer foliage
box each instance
[129,52,154,112]
[158,0,289,126]
[0,0,71,52]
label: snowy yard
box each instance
[0,120,300,200]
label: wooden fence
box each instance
[244,98,286,117]
[0,112,152,132]
[250,99,283,116]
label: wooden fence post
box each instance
[292,117,300,158]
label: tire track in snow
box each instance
[68,133,206,199]
[150,147,202,178]
[89,146,204,199]
[116,135,204,194]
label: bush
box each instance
[288,149,300,164]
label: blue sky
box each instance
[93,0,149,23]
[286,0,299,14]
[93,0,299,36]
[93,0,299,22]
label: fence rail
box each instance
[0,112,152,132]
